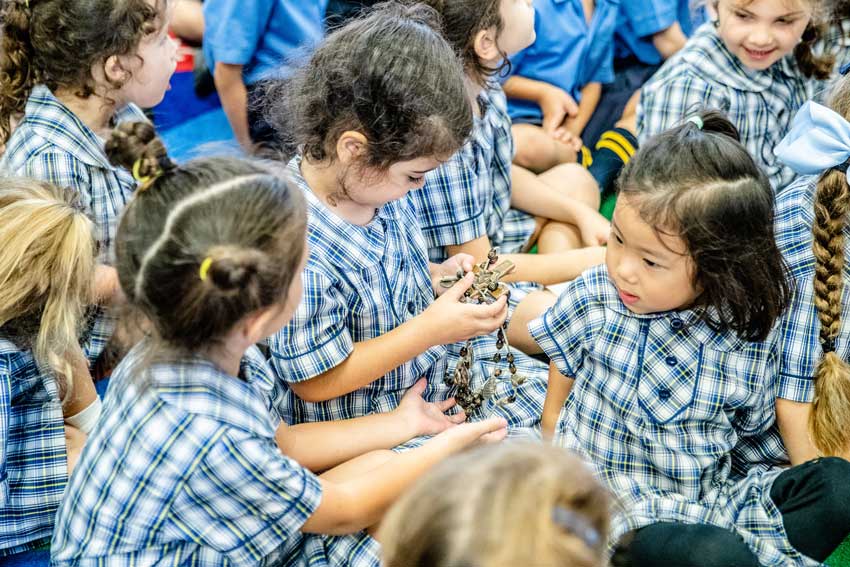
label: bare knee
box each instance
[541,163,600,209]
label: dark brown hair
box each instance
[617,110,791,341]
[381,443,610,567]
[0,0,166,144]
[106,121,307,353]
[264,1,472,170]
[808,76,850,458]
[422,0,508,86]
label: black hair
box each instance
[617,110,791,341]
[263,1,472,169]
[106,121,307,353]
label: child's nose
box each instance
[748,25,772,47]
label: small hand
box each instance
[432,253,475,296]
[540,86,578,139]
[396,378,466,437]
[577,209,610,247]
[436,416,509,449]
[422,273,509,345]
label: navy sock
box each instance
[585,127,638,194]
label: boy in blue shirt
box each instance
[203,0,329,151]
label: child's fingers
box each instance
[479,428,509,444]
[434,397,458,412]
[448,410,467,424]
[444,272,475,300]
[410,377,427,395]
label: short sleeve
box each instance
[177,431,322,563]
[622,0,678,38]
[268,269,354,383]
[776,284,821,403]
[0,356,10,507]
[588,25,616,86]
[528,275,598,378]
[415,145,488,248]
[203,0,276,67]
[638,73,728,142]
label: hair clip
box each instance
[840,61,850,77]
[685,115,704,130]
[199,257,214,282]
[552,507,601,549]
[821,337,836,354]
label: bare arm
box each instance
[301,417,507,534]
[504,76,579,135]
[213,62,252,150]
[652,22,687,60]
[542,362,574,441]
[776,398,818,466]
[510,165,601,225]
[563,82,602,137]
[446,237,605,286]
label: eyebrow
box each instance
[611,218,670,260]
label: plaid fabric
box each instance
[0,85,147,367]
[0,339,67,556]
[637,24,815,192]
[413,85,536,264]
[529,265,813,565]
[51,343,323,567]
[270,157,547,431]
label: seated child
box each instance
[50,121,508,566]
[381,442,610,567]
[505,0,639,175]
[532,111,850,566]
[0,178,98,556]
[203,0,328,151]
[264,3,549,433]
[638,0,833,191]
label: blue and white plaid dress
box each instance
[413,84,537,263]
[529,265,816,566]
[0,338,67,556]
[51,343,330,567]
[638,24,815,192]
[0,85,146,366]
[269,157,546,432]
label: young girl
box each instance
[50,122,508,566]
[0,179,98,555]
[412,0,610,353]
[264,3,549,433]
[381,442,610,567]
[531,112,850,566]
[505,0,640,173]
[638,0,833,191]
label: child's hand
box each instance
[577,209,611,247]
[435,416,508,450]
[540,85,578,139]
[64,425,88,475]
[551,128,584,153]
[421,273,509,345]
[431,253,475,296]
[395,378,466,437]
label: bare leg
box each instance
[507,289,556,354]
[512,124,578,173]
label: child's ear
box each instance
[336,131,368,166]
[473,27,500,63]
[102,55,129,85]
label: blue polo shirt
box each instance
[507,0,619,123]
[614,0,698,65]
[203,0,328,86]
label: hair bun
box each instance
[203,246,266,292]
[691,110,741,142]
[105,121,173,179]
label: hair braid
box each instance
[810,168,850,458]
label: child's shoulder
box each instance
[775,175,818,278]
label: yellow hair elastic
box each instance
[131,158,154,190]
[199,257,214,281]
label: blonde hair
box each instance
[809,77,850,458]
[0,178,96,400]
[380,442,610,567]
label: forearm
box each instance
[776,398,818,465]
[542,363,573,440]
[510,166,590,224]
[62,347,98,420]
[503,76,552,104]
[566,83,601,136]
[652,22,687,60]
[289,324,436,403]
[213,63,252,148]
[277,412,414,473]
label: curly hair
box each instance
[0,0,166,144]
[263,1,472,169]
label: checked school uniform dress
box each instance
[529,265,816,566]
[51,343,332,567]
[0,85,146,365]
[268,157,546,433]
[0,339,67,556]
[413,85,536,263]
[638,24,815,192]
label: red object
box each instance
[172,33,195,74]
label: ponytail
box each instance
[794,22,834,80]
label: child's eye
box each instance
[733,10,751,20]
[407,175,424,183]
[643,258,658,268]
[613,233,624,244]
